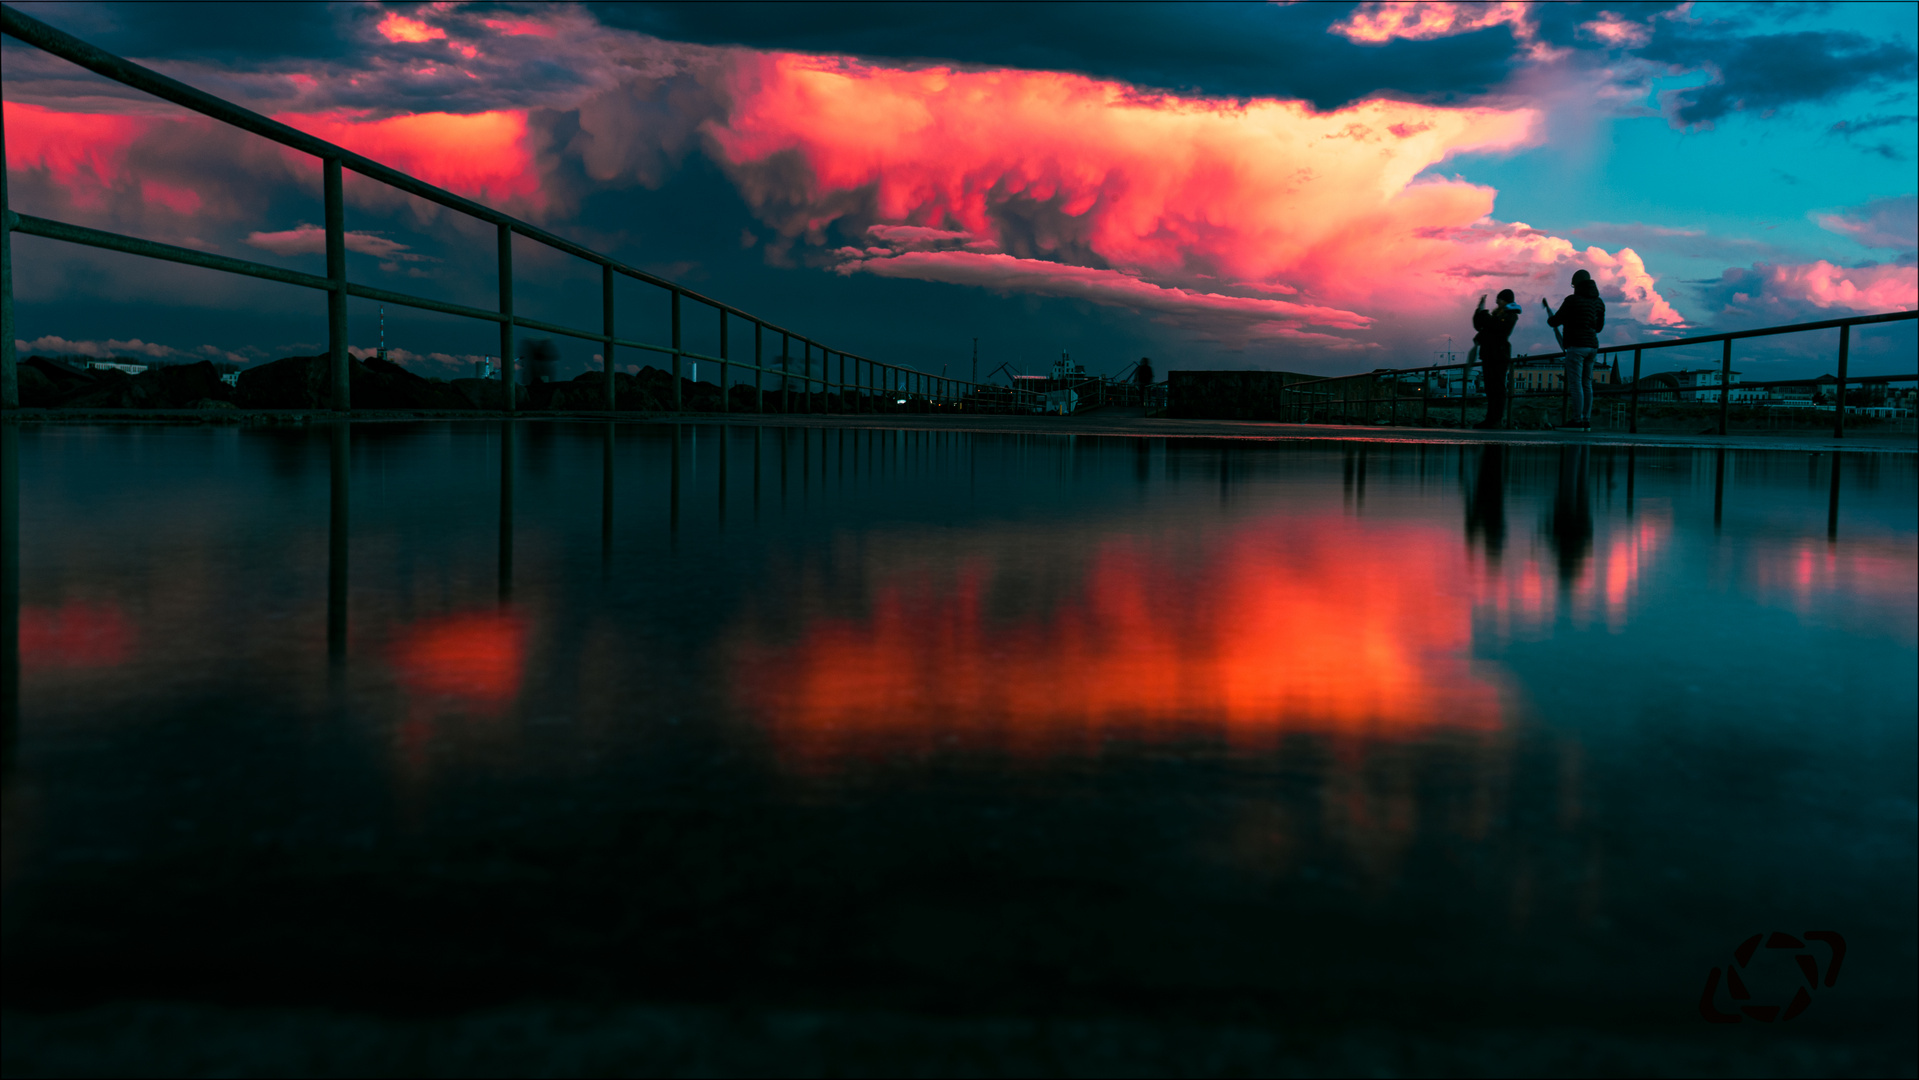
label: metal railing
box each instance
[0,4,1008,415]
[1264,310,1916,439]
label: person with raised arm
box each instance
[1545,270,1606,431]
[1470,290,1521,430]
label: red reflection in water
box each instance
[734,517,1513,768]
[19,602,134,669]
[1747,538,1919,646]
[390,611,528,715]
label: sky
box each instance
[3,0,1916,383]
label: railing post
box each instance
[753,322,764,414]
[0,96,16,410]
[781,333,791,414]
[719,309,729,414]
[1833,324,1850,439]
[1629,347,1641,434]
[1718,337,1732,436]
[496,222,513,414]
[670,290,682,412]
[325,157,351,412]
[327,420,349,656]
[602,263,616,412]
[1421,369,1430,425]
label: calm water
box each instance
[4,422,1916,1072]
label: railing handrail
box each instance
[0,2,1005,411]
[1274,308,1917,390]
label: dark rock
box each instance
[353,356,473,410]
[449,379,526,410]
[234,354,475,410]
[59,361,231,410]
[235,354,332,409]
[19,357,97,406]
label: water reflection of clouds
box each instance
[1745,538,1919,646]
[386,609,530,776]
[733,515,1515,769]
[18,601,134,669]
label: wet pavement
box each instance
[3,421,1914,1076]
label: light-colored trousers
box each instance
[1564,347,1596,422]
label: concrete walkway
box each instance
[10,407,1916,453]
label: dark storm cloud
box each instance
[1640,21,1918,128]
[6,0,356,61]
[584,1,1525,110]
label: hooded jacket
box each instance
[1548,280,1606,348]
[1472,303,1522,361]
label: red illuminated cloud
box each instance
[377,13,446,44]
[275,109,545,210]
[6,6,1699,359]
[3,102,143,210]
[702,50,1683,351]
[836,246,1372,344]
[6,99,545,227]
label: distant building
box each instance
[219,372,240,387]
[87,360,148,375]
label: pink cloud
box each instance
[274,109,545,210]
[3,102,142,208]
[482,16,558,38]
[243,225,431,265]
[1702,261,1918,324]
[137,179,203,215]
[1579,12,1652,48]
[836,247,1372,343]
[377,13,445,44]
[1331,2,1535,45]
[15,334,179,358]
[700,51,1684,353]
[1815,195,1918,251]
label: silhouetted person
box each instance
[1547,270,1605,430]
[1471,290,1521,429]
[1466,444,1507,562]
[1135,356,1154,401]
[1544,444,1592,585]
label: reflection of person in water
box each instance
[1544,445,1593,585]
[1466,444,1507,563]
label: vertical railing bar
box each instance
[719,309,730,415]
[670,289,683,413]
[325,158,350,412]
[1833,324,1850,440]
[497,222,513,415]
[1628,347,1641,434]
[1718,337,1732,436]
[0,92,15,408]
[754,322,764,414]
[602,263,616,412]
